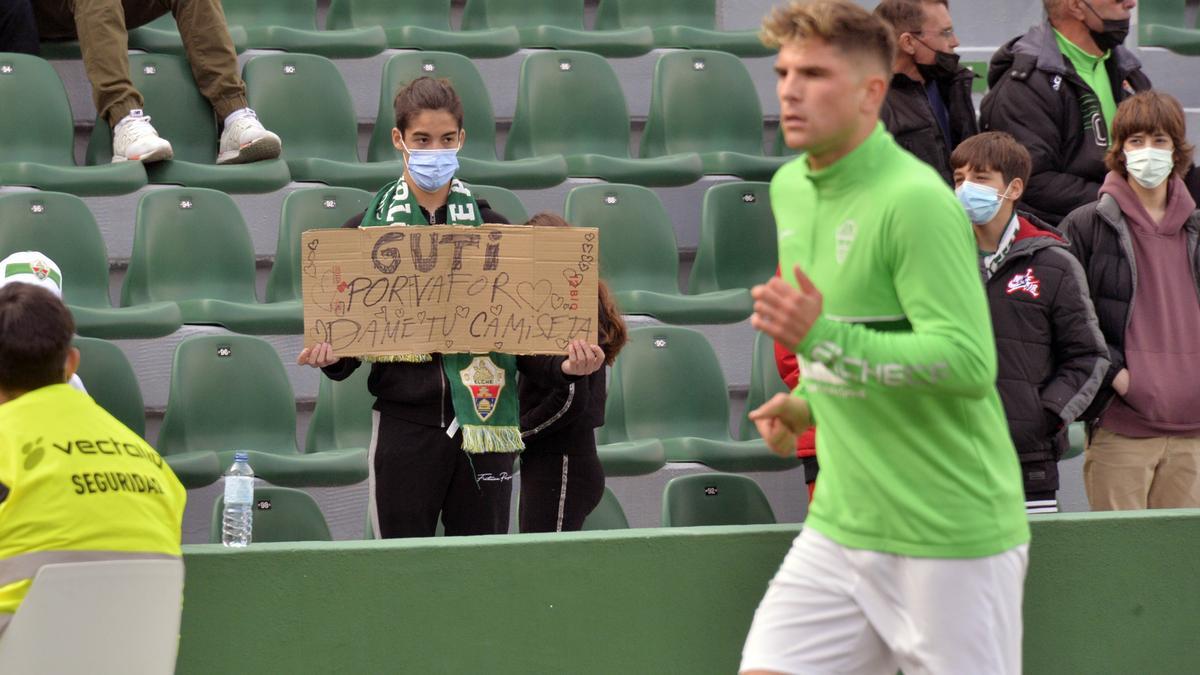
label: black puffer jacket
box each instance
[979,22,1151,225]
[880,67,978,184]
[986,214,1108,493]
[1062,192,1200,422]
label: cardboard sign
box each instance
[301,225,599,356]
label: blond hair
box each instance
[761,0,896,74]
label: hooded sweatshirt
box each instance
[1099,173,1200,436]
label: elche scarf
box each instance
[359,176,523,453]
[981,213,1021,280]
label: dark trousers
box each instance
[0,0,39,54]
[369,411,515,538]
[34,0,245,126]
[519,451,605,533]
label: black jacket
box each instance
[519,367,606,455]
[1062,192,1200,423]
[985,214,1109,494]
[322,199,574,427]
[979,22,1151,225]
[880,68,978,184]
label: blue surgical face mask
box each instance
[955,180,1013,225]
[400,138,461,192]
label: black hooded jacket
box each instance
[880,66,979,184]
[979,21,1151,225]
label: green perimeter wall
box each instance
[177,510,1200,674]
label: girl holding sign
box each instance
[298,78,605,538]
[518,214,628,533]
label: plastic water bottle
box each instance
[222,452,254,547]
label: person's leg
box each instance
[1147,434,1200,508]
[368,412,456,538]
[558,452,604,531]
[519,452,605,533]
[156,0,244,120]
[517,452,560,533]
[52,0,142,128]
[739,528,897,675]
[865,544,1029,675]
[0,0,41,55]
[441,450,516,536]
[1083,427,1162,510]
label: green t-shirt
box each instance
[773,123,1029,558]
[1054,28,1117,141]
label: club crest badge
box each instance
[460,356,505,422]
[30,259,51,281]
[836,220,857,264]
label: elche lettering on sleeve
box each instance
[301,225,600,357]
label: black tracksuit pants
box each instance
[369,411,515,538]
[518,451,605,533]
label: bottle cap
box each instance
[234,452,249,462]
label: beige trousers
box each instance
[34,0,246,127]
[1084,427,1200,510]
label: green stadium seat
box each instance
[121,188,303,334]
[596,440,667,477]
[265,187,372,307]
[219,0,386,58]
[72,337,221,488]
[0,192,182,339]
[367,52,567,189]
[688,182,778,295]
[739,331,791,441]
[642,51,787,180]
[661,473,776,526]
[596,0,774,57]
[506,51,703,187]
[0,54,147,196]
[209,486,332,543]
[85,54,290,192]
[564,184,752,323]
[605,326,800,472]
[465,184,529,223]
[305,365,374,454]
[1065,421,1085,461]
[1139,0,1200,55]
[158,334,368,487]
[326,0,520,58]
[462,0,653,57]
[244,53,402,191]
[580,487,630,530]
[39,16,249,59]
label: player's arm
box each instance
[755,188,998,398]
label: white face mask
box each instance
[1125,147,1174,189]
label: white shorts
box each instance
[740,528,1029,675]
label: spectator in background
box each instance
[771,286,818,503]
[0,251,87,394]
[875,0,978,184]
[518,213,627,533]
[979,0,1148,224]
[31,0,281,165]
[1063,91,1200,510]
[0,283,186,635]
[951,131,1108,515]
[0,0,39,54]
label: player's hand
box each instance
[297,342,339,368]
[751,265,823,351]
[749,393,812,457]
[561,339,606,376]
[1113,368,1130,396]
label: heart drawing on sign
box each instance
[490,304,503,316]
[554,337,570,350]
[455,305,470,318]
[516,279,553,311]
[416,311,426,323]
[562,269,584,287]
[445,340,454,349]
[494,341,504,350]
[393,307,405,319]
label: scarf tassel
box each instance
[460,425,525,454]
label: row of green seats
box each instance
[1,47,791,195]
[0,178,778,333]
[1139,0,1200,56]
[39,0,773,61]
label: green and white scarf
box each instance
[359,176,523,453]
[981,213,1021,281]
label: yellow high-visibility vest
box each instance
[0,384,186,624]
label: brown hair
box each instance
[760,0,897,75]
[393,77,464,135]
[0,283,74,393]
[950,131,1032,186]
[526,212,627,366]
[1105,91,1194,179]
[873,0,949,37]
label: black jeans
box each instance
[518,451,605,533]
[0,0,39,54]
[369,412,515,538]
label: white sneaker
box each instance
[111,110,173,163]
[217,110,282,165]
